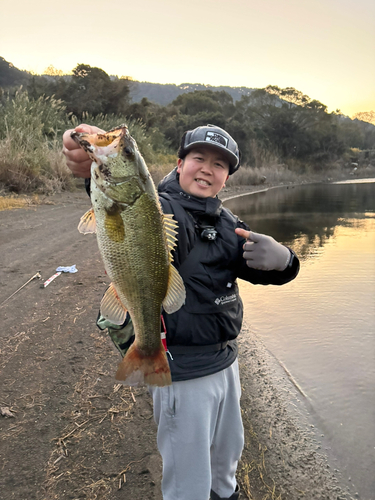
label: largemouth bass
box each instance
[71,125,185,386]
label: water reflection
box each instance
[224,181,375,500]
[224,182,375,260]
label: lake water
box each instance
[224,180,375,500]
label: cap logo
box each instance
[204,131,228,147]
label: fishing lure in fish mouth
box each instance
[72,125,186,387]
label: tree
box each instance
[58,64,131,117]
[265,85,312,108]
[173,90,234,116]
[352,111,375,126]
[149,90,236,151]
[126,97,161,127]
[43,65,64,77]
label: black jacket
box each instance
[157,169,299,381]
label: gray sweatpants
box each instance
[150,359,244,500]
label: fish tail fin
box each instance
[115,342,172,387]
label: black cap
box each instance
[178,124,240,174]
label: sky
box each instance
[1,0,374,117]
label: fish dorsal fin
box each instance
[100,283,128,325]
[163,213,179,262]
[78,208,96,234]
[161,213,186,314]
[162,264,186,314]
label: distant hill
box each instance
[128,81,255,105]
[1,57,373,127]
[0,57,31,88]
[0,57,255,106]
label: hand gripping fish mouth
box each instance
[72,124,186,387]
[71,125,125,160]
[71,125,139,185]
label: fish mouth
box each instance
[84,126,127,148]
[71,125,130,162]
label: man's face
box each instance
[177,147,230,198]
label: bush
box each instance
[0,89,73,193]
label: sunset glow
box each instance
[2,0,374,116]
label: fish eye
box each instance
[124,147,133,155]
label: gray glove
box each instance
[243,231,291,271]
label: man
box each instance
[63,124,299,500]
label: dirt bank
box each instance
[0,187,354,499]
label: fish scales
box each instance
[98,189,166,296]
[72,125,185,386]
[96,192,169,352]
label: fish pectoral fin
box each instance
[78,208,96,234]
[100,283,128,325]
[162,264,186,314]
[163,213,179,261]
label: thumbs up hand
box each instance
[235,228,291,271]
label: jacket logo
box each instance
[214,293,237,305]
